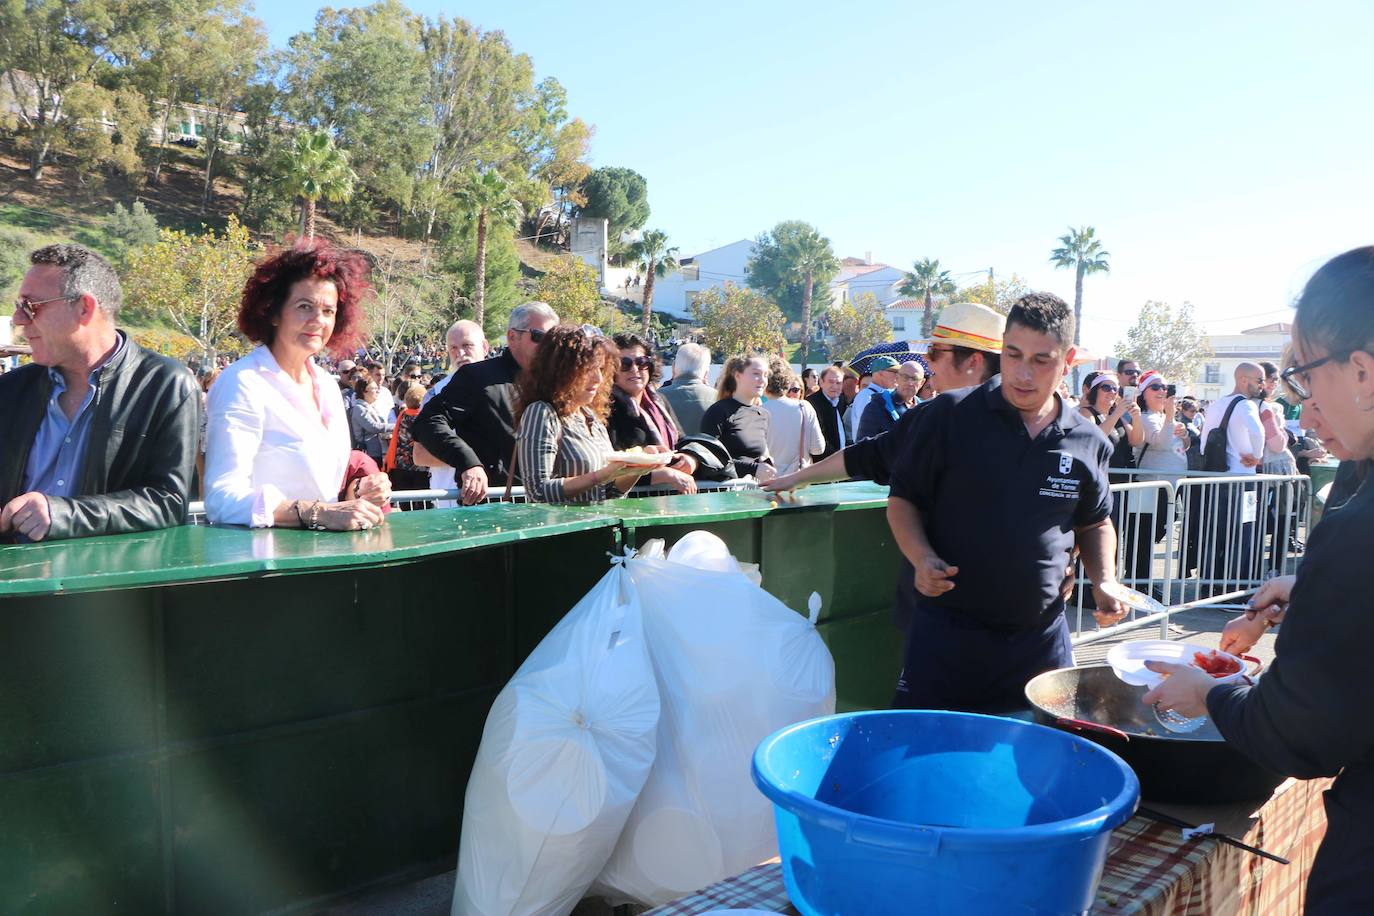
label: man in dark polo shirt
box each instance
[885,293,1127,713]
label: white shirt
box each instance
[205,346,351,526]
[421,371,457,497]
[762,397,826,475]
[1200,393,1265,474]
[848,383,888,440]
[373,384,397,425]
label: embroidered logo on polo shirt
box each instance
[1040,452,1081,499]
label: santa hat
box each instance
[1138,370,1165,390]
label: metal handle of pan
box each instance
[1055,717,1131,742]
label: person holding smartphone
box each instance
[1077,371,1145,475]
[1124,371,1190,586]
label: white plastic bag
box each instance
[453,561,660,916]
[594,534,835,905]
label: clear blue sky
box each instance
[256,1,1374,354]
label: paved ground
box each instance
[312,605,1277,916]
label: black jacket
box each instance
[411,350,519,483]
[1208,476,1374,914]
[607,387,682,451]
[0,335,200,540]
[806,390,846,459]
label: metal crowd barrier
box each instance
[1068,469,1312,646]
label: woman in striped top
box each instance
[514,326,655,504]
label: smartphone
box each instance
[1122,385,1138,400]
[1166,383,1177,398]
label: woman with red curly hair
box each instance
[204,240,390,530]
[515,326,661,504]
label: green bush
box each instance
[0,226,38,298]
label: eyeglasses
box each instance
[1120,368,1141,377]
[514,327,548,343]
[14,294,76,321]
[1280,352,1346,401]
[1096,384,1119,394]
[619,356,653,372]
[1144,384,1167,392]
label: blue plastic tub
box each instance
[752,710,1139,916]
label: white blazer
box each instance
[204,345,350,527]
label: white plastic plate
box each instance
[1107,640,1248,689]
[606,450,674,468]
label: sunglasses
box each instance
[1145,384,1167,392]
[514,327,548,343]
[14,294,76,321]
[619,356,653,372]
[1096,384,1119,394]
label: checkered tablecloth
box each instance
[646,777,1331,916]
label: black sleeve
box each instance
[1207,496,1374,778]
[842,400,927,484]
[46,370,198,539]
[412,371,481,472]
[1073,438,1113,527]
[884,397,949,507]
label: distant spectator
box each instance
[1259,361,1298,475]
[840,365,860,404]
[350,377,391,462]
[857,359,923,441]
[807,365,849,459]
[660,341,715,435]
[385,383,430,496]
[1122,371,1190,589]
[763,364,824,475]
[1079,370,1143,477]
[801,367,820,398]
[205,239,389,530]
[848,356,899,440]
[414,318,489,501]
[364,359,395,421]
[515,326,661,504]
[701,355,776,482]
[413,302,559,505]
[0,243,199,541]
[1201,362,1266,474]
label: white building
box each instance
[1190,322,1289,402]
[830,257,906,308]
[647,239,755,317]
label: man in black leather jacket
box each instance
[0,243,199,541]
[412,301,558,505]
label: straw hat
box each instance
[920,302,1006,354]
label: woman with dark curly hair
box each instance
[515,326,676,504]
[204,239,390,530]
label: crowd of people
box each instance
[3,236,1373,909]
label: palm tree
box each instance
[456,170,522,327]
[277,129,356,240]
[783,226,839,369]
[627,229,679,337]
[899,258,956,336]
[1049,226,1111,348]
